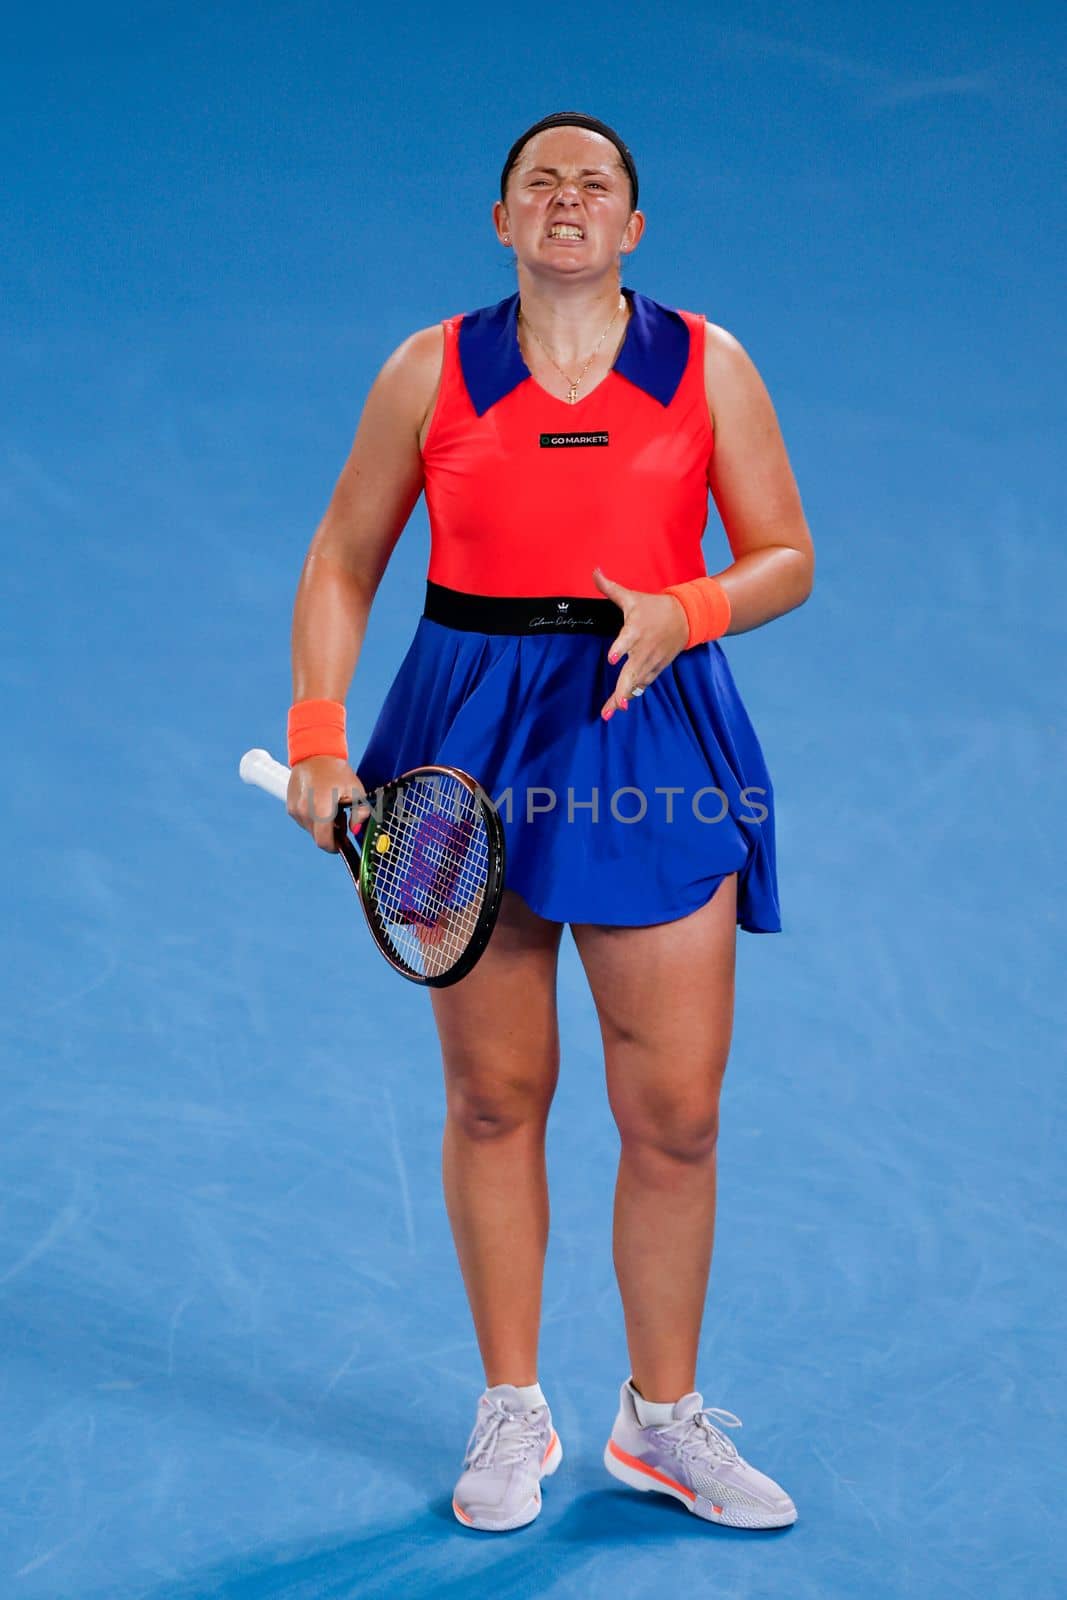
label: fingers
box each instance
[607,628,635,666]
[315,789,373,852]
[591,565,629,605]
[601,593,689,722]
[601,576,652,694]
[287,760,372,853]
[600,665,654,720]
[600,651,669,720]
[308,784,348,852]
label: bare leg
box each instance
[430,888,565,1388]
[571,875,737,1402]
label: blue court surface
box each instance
[3,4,1064,1596]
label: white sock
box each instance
[487,1380,546,1410]
[628,1378,678,1427]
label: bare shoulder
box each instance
[696,315,812,569]
[310,320,447,592]
[388,320,445,389]
[369,321,445,444]
[701,318,779,437]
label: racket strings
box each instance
[364,775,494,978]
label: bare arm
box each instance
[291,323,443,700]
[703,322,815,634]
[286,323,442,848]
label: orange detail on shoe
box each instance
[452,1498,474,1525]
[542,1430,558,1465]
[608,1438,696,1502]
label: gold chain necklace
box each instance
[518,294,626,404]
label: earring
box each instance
[503,235,511,244]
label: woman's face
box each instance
[495,126,643,274]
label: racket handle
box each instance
[239,747,291,802]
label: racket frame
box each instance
[334,763,506,988]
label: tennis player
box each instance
[286,111,814,1533]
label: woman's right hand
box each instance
[287,756,373,853]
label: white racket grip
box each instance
[239,748,291,802]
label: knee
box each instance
[616,1098,721,1165]
[446,1062,558,1141]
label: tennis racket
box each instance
[239,748,506,987]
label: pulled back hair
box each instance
[500,111,639,210]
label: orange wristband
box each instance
[287,698,348,766]
[662,576,732,647]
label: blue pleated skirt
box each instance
[353,614,781,931]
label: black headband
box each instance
[499,111,639,210]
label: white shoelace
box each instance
[655,1406,744,1467]
[464,1400,546,1471]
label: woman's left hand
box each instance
[592,566,690,721]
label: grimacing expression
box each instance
[496,128,642,265]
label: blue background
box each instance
[2,1,1064,1595]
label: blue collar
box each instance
[457,287,690,417]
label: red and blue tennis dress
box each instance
[353,286,781,930]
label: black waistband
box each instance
[423,579,623,637]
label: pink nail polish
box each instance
[619,698,629,710]
[608,651,618,664]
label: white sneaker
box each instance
[452,1385,563,1531]
[604,1377,797,1528]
